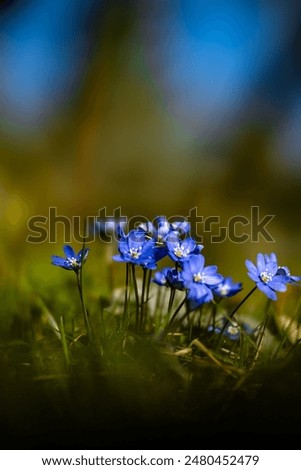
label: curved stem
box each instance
[250,311,269,369]
[217,286,257,347]
[167,287,176,315]
[229,286,257,319]
[158,295,187,341]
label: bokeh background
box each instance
[1,0,301,294]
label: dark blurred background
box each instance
[1,0,301,287]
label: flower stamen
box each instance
[193,272,203,283]
[219,285,229,296]
[68,257,80,268]
[129,248,141,259]
[174,245,189,258]
[260,270,273,284]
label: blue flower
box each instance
[136,218,167,261]
[152,267,184,290]
[276,266,301,285]
[208,318,255,341]
[263,253,301,285]
[137,216,192,262]
[169,220,191,237]
[245,253,288,300]
[138,216,191,242]
[113,229,157,269]
[166,236,203,263]
[213,277,242,298]
[51,245,90,272]
[181,254,223,309]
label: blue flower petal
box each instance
[77,248,90,262]
[152,268,169,286]
[116,224,126,240]
[51,255,68,267]
[63,245,76,258]
[182,237,196,252]
[256,253,266,273]
[268,279,287,292]
[192,244,204,254]
[247,271,259,282]
[181,267,194,286]
[265,261,278,276]
[257,282,277,300]
[204,273,224,286]
[202,265,218,275]
[188,254,205,274]
[118,240,130,255]
[112,254,124,262]
[245,260,258,277]
[264,253,277,264]
[153,246,167,261]
[290,275,301,284]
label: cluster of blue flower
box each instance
[111,217,300,308]
[112,217,241,311]
[51,216,301,310]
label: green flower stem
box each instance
[250,311,269,369]
[143,268,152,329]
[207,302,218,331]
[154,285,163,331]
[60,315,70,370]
[140,267,148,332]
[286,338,301,358]
[76,271,93,343]
[167,287,176,315]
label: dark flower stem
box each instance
[140,267,148,332]
[122,263,131,330]
[228,286,257,319]
[76,221,93,344]
[167,287,176,315]
[144,268,152,326]
[159,295,187,341]
[208,302,218,330]
[217,286,257,347]
[250,311,269,369]
[286,338,301,358]
[131,264,140,332]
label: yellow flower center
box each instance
[260,270,272,284]
[68,257,79,268]
[227,325,239,336]
[129,248,141,259]
[193,272,202,283]
[174,246,184,258]
[219,286,229,296]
